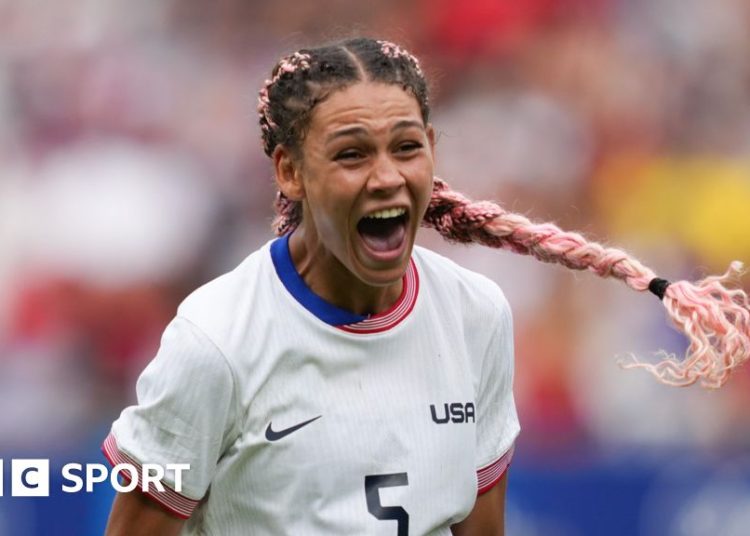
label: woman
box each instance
[103,38,749,535]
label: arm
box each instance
[102,317,238,533]
[105,491,186,536]
[453,286,517,535]
[451,470,508,536]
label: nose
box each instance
[366,154,405,194]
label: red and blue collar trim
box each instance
[270,235,418,334]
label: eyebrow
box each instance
[325,120,425,143]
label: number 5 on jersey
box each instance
[365,472,409,535]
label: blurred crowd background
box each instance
[1,0,749,534]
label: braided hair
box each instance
[258,38,750,389]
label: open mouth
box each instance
[356,207,409,255]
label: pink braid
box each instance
[425,178,750,389]
[272,192,301,237]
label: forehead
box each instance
[308,82,423,140]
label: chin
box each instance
[354,253,412,288]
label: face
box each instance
[277,81,435,289]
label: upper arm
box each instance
[451,470,508,536]
[455,282,517,535]
[103,316,239,521]
[474,289,519,466]
[105,490,186,536]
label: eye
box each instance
[396,141,423,154]
[334,149,364,161]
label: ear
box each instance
[273,145,305,201]
[426,123,436,157]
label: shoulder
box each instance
[175,240,276,346]
[413,245,511,325]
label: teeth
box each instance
[364,207,406,220]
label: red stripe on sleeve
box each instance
[477,444,514,495]
[101,432,200,519]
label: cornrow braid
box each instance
[425,178,750,389]
[378,39,425,79]
[257,51,313,156]
[272,190,302,237]
[258,38,428,160]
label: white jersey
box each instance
[103,236,520,535]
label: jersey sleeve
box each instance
[475,290,520,494]
[102,316,239,518]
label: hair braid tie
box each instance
[648,278,671,300]
[424,177,750,389]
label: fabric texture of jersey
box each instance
[104,239,520,535]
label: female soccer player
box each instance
[103,38,749,535]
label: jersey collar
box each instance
[270,234,418,334]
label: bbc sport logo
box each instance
[0,459,189,497]
[3,459,50,497]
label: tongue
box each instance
[358,218,406,252]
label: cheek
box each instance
[406,162,434,210]
[306,180,355,238]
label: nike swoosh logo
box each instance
[265,415,322,441]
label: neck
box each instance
[287,226,403,316]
